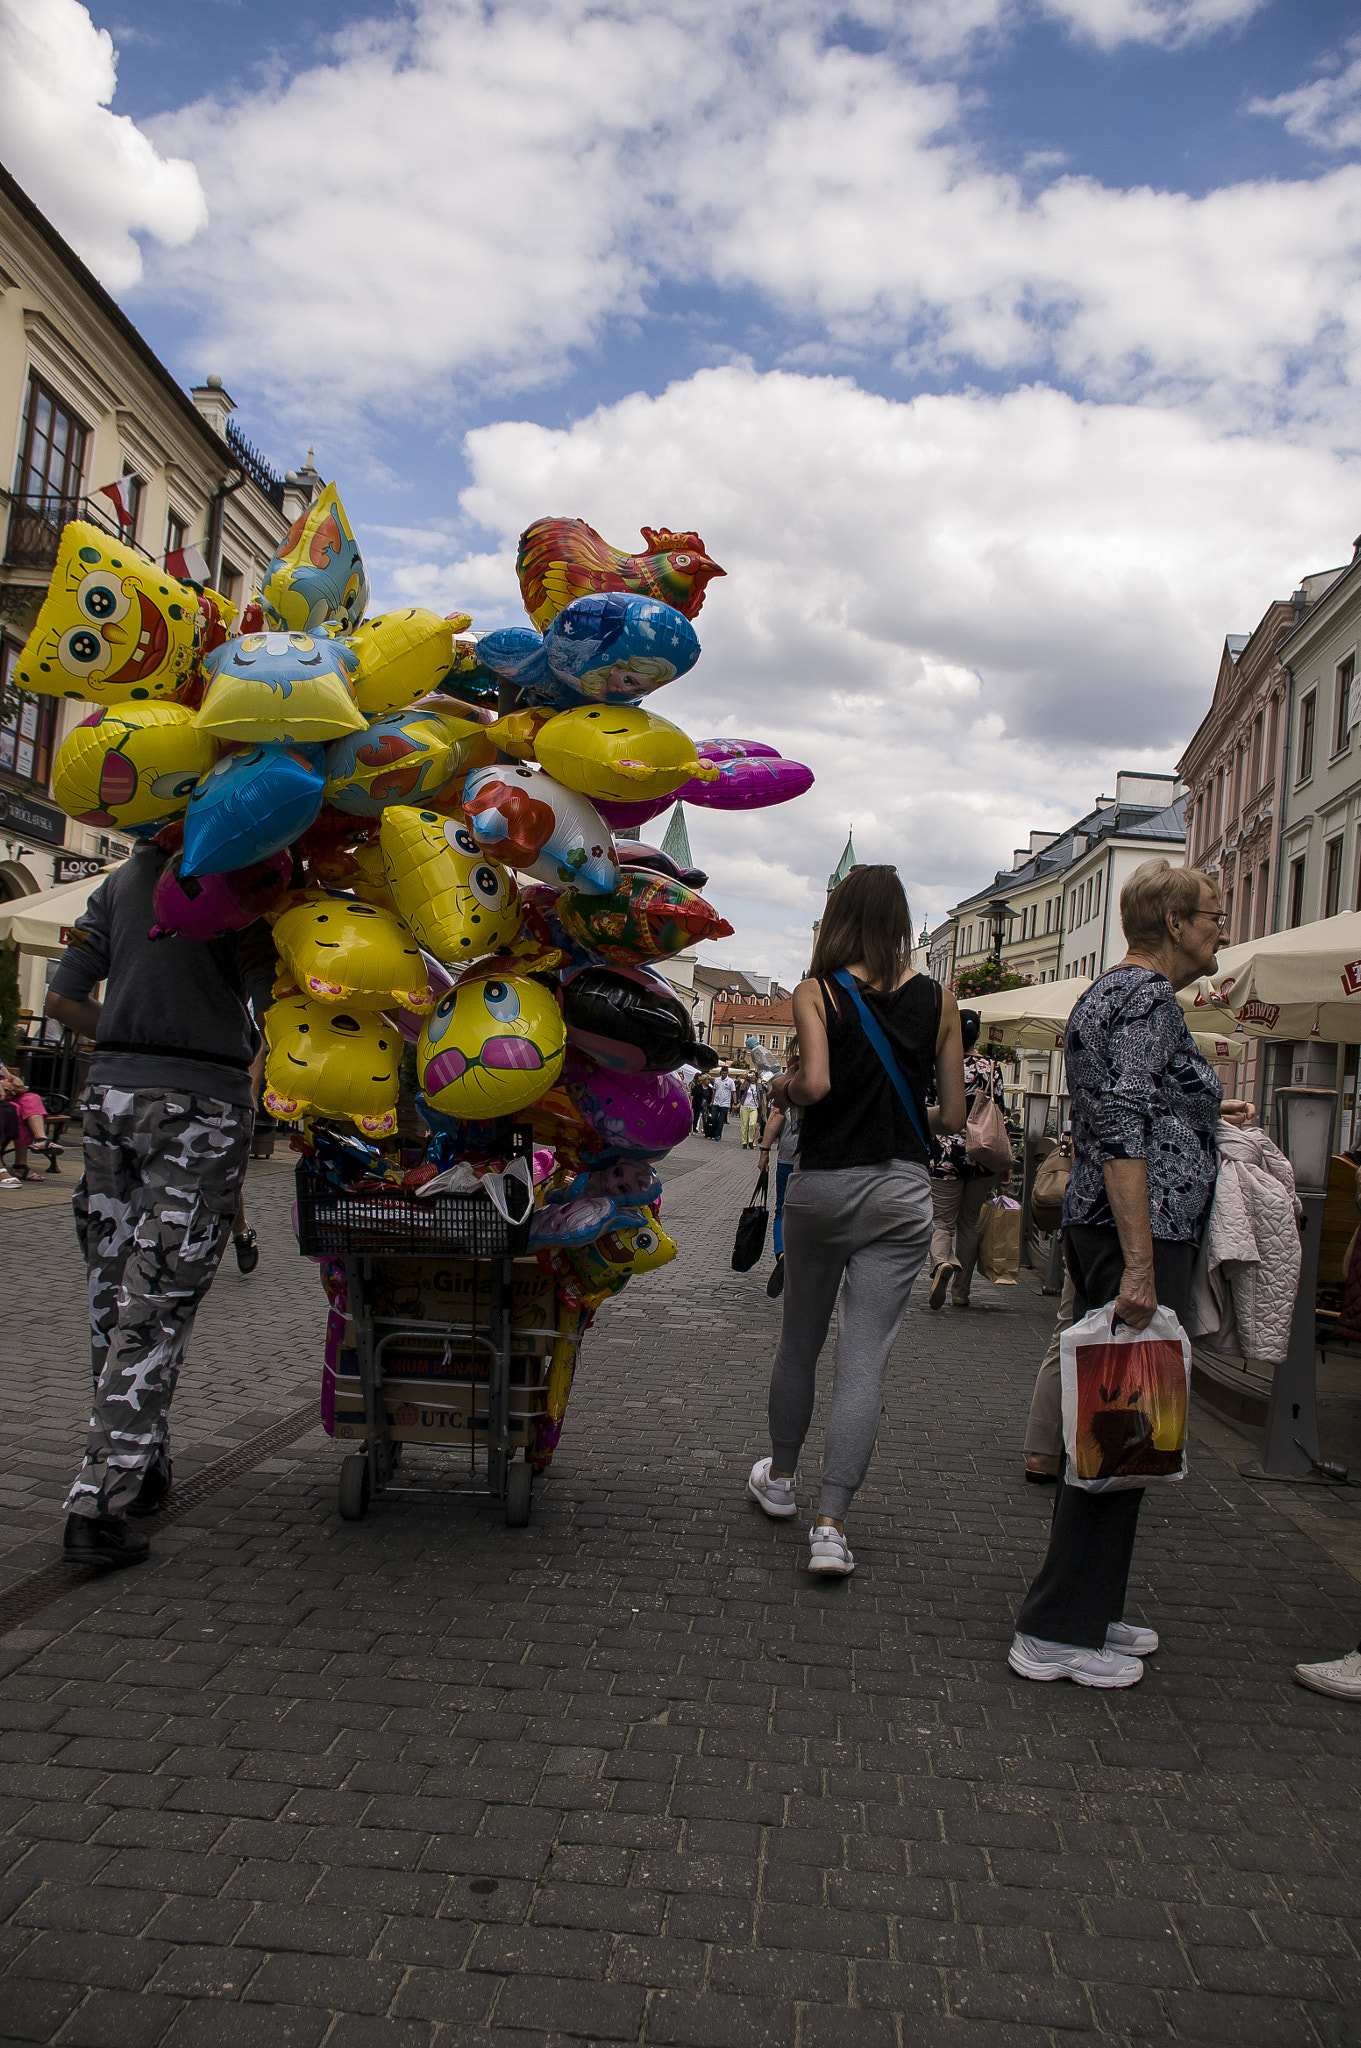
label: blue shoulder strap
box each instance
[832,969,931,1155]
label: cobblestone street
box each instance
[3,1133,1361,2045]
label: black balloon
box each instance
[562,967,718,1073]
[616,842,709,891]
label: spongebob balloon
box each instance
[417,970,565,1119]
[261,483,368,633]
[13,523,197,703]
[195,630,365,744]
[345,608,457,717]
[272,897,433,1014]
[555,1210,678,1311]
[533,705,712,804]
[380,806,520,963]
[51,703,216,831]
[263,994,399,1137]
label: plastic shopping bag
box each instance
[1060,1301,1191,1492]
[977,1193,1021,1285]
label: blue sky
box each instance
[5,0,1361,981]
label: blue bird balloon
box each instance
[478,594,700,711]
[181,742,326,876]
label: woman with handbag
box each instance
[925,1011,1013,1310]
[747,866,967,1575]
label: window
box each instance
[1239,870,1252,943]
[1224,888,1234,940]
[1299,691,1316,782]
[118,461,144,541]
[219,558,243,610]
[0,642,57,789]
[1067,890,1076,933]
[1267,694,1279,777]
[1093,871,1102,919]
[1249,712,1263,796]
[1325,836,1344,918]
[165,511,187,563]
[1289,855,1306,929]
[1085,877,1093,922]
[1213,768,1224,837]
[1336,655,1356,754]
[14,373,87,515]
[1043,898,1051,935]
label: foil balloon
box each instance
[181,742,325,876]
[539,593,699,706]
[593,794,675,833]
[475,627,550,696]
[562,965,713,1073]
[380,806,520,963]
[516,518,725,632]
[273,896,433,1013]
[616,841,709,890]
[461,761,619,894]
[393,955,454,1043]
[555,1210,678,1311]
[263,994,399,1137]
[417,970,566,1118]
[346,607,457,717]
[695,738,780,762]
[195,630,365,744]
[324,707,493,816]
[533,705,713,804]
[52,703,216,831]
[149,850,292,941]
[565,1059,692,1159]
[555,871,734,966]
[261,483,369,633]
[12,522,197,703]
[349,837,399,912]
[676,753,814,811]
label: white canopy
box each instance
[968,976,1245,1061]
[1179,911,1361,1046]
[0,874,103,958]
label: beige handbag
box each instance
[1031,1145,1072,1234]
[964,1060,1013,1174]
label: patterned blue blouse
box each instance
[1061,965,1222,1243]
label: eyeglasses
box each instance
[1196,909,1229,932]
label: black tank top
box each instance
[798,973,940,1171]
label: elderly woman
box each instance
[0,1067,62,1186]
[1009,859,1226,1690]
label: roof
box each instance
[827,830,857,894]
[1225,634,1249,662]
[659,803,693,871]
[712,992,796,1024]
[950,792,1186,913]
[693,966,768,998]
[1118,793,1189,841]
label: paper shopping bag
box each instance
[977,1194,1021,1285]
[1060,1301,1191,1492]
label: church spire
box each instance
[660,802,693,873]
[827,829,858,895]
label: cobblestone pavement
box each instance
[3,1133,1361,2045]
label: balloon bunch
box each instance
[25,498,815,1470]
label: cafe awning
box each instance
[1180,911,1361,1045]
[0,873,105,958]
[969,976,1245,1061]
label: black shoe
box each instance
[62,1514,150,1568]
[766,1255,785,1299]
[234,1228,260,1274]
[126,1449,173,1518]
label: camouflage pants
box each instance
[64,1086,252,1521]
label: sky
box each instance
[3,0,1361,985]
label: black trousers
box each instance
[1015,1225,1196,1650]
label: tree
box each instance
[0,943,19,1064]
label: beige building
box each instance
[0,161,297,1016]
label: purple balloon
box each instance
[393,954,454,1043]
[696,738,781,761]
[148,849,292,941]
[677,755,814,811]
[564,1051,692,1158]
[594,793,675,831]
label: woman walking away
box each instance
[747,867,966,1575]
[757,1042,801,1300]
[1010,858,1225,1689]
[926,1010,1011,1309]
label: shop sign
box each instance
[56,855,107,884]
[0,787,66,849]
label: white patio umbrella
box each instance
[968,976,1245,1061]
[0,873,105,957]
[1179,911,1361,1045]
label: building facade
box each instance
[709,991,797,1062]
[0,162,297,1015]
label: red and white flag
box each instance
[165,542,211,587]
[97,475,139,528]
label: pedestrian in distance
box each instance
[1009,857,1229,1689]
[739,1074,762,1148]
[46,838,276,1570]
[690,1072,710,1134]
[925,1009,1011,1309]
[756,1047,801,1299]
[708,1066,735,1139]
[748,865,967,1575]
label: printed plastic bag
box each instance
[977,1193,1021,1285]
[1060,1301,1191,1492]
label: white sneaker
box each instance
[808,1523,855,1575]
[748,1457,797,1519]
[1008,1633,1143,1688]
[1294,1648,1361,1700]
[1106,1621,1159,1656]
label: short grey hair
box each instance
[1120,859,1211,950]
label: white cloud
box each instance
[366,362,1360,985]
[0,0,205,290]
[1250,37,1361,154]
[1041,0,1265,52]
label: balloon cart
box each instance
[296,1127,570,1527]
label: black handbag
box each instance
[731,1169,769,1272]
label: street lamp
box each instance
[986,898,1014,965]
[1253,1087,1348,1482]
[1019,1090,1050,1271]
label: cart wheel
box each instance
[505,1460,532,1528]
[338,1454,371,1521]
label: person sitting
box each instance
[0,1068,63,1185]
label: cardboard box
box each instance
[332,1365,543,1447]
[367,1256,554,1341]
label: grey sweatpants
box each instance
[767,1161,933,1519]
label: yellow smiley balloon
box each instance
[51,702,217,829]
[13,522,198,704]
[417,969,565,1118]
[532,704,709,803]
[272,896,433,1013]
[344,608,457,717]
[380,805,521,963]
[263,994,399,1136]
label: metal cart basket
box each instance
[296,1131,559,1526]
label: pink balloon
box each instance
[563,1050,692,1158]
[677,756,814,811]
[148,850,292,941]
[696,738,781,761]
[593,793,675,831]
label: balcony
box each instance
[3,494,151,574]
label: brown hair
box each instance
[810,865,914,992]
[1120,858,1211,950]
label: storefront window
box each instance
[0,641,56,790]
